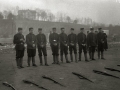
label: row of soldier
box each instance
[13,27,107,69]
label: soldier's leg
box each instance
[60,46,64,63]
[27,49,32,67]
[78,45,82,61]
[64,46,70,63]
[51,45,56,64]
[56,46,60,64]
[15,50,19,67]
[38,48,43,65]
[101,48,105,60]
[89,47,92,60]
[74,46,77,63]
[98,46,101,59]
[19,49,25,68]
[83,46,88,62]
[92,46,96,60]
[32,49,37,67]
[69,46,73,62]
[42,47,49,66]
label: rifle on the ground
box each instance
[93,70,120,79]
[3,82,16,90]
[105,67,120,73]
[72,72,94,83]
[42,75,66,87]
[23,80,48,90]
[117,65,120,67]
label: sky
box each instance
[0,0,120,25]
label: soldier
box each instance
[59,28,70,63]
[97,28,106,59]
[49,28,60,64]
[68,28,77,62]
[26,28,37,67]
[102,31,108,51]
[13,28,25,69]
[77,28,88,62]
[36,28,49,66]
[87,27,97,60]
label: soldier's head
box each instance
[61,28,65,33]
[52,27,56,33]
[90,27,94,33]
[70,28,74,33]
[80,28,84,33]
[29,28,33,34]
[18,28,23,34]
[38,28,42,33]
[98,28,102,33]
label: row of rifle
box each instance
[3,65,120,90]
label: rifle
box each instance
[42,75,66,87]
[105,67,120,73]
[72,72,94,83]
[117,65,120,67]
[23,80,48,90]
[93,70,120,79]
[3,82,16,90]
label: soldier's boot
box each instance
[39,56,43,66]
[75,54,78,63]
[16,58,19,67]
[16,58,21,69]
[98,51,100,59]
[61,55,63,63]
[101,52,105,60]
[44,56,49,66]
[79,53,81,61]
[65,55,70,63]
[56,56,60,65]
[52,56,56,64]
[70,54,73,62]
[92,52,96,60]
[32,57,37,67]
[27,57,31,67]
[89,52,92,60]
[20,58,24,68]
[84,53,89,62]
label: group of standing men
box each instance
[13,27,107,69]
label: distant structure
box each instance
[18,9,37,20]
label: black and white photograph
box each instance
[0,0,120,90]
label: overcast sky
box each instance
[0,0,120,25]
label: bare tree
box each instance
[41,10,47,21]
[3,10,9,19]
[0,12,4,19]
[73,18,79,24]
[66,16,71,23]
[7,12,15,20]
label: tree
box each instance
[3,10,9,19]
[0,12,3,19]
[41,11,47,21]
[73,18,79,24]
[7,13,15,20]
[48,12,55,21]
[66,16,71,23]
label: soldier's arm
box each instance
[44,34,47,45]
[87,34,90,46]
[13,35,21,44]
[75,34,77,44]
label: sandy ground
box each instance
[0,47,120,90]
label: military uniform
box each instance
[36,33,48,66]
[97,32,106,59]
[49,32,59,64]
[77,32,88,61]
[13,33,25,68]
[87,32,97,60]
[59,32,70,63]
[26,33,37,66]
[68,33,77,62]
[103,33,108,50]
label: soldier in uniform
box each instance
[59,28,70,63]
[102,31,108,51]
[97,28,106,59]
[26,28,37,67]
[68,28,77,62]
[49,28,60,64]
[77,28,88,62]
[87,27,97,60]
[36,28,49,66]
[13,28,25,69]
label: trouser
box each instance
[89,46,96,59]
